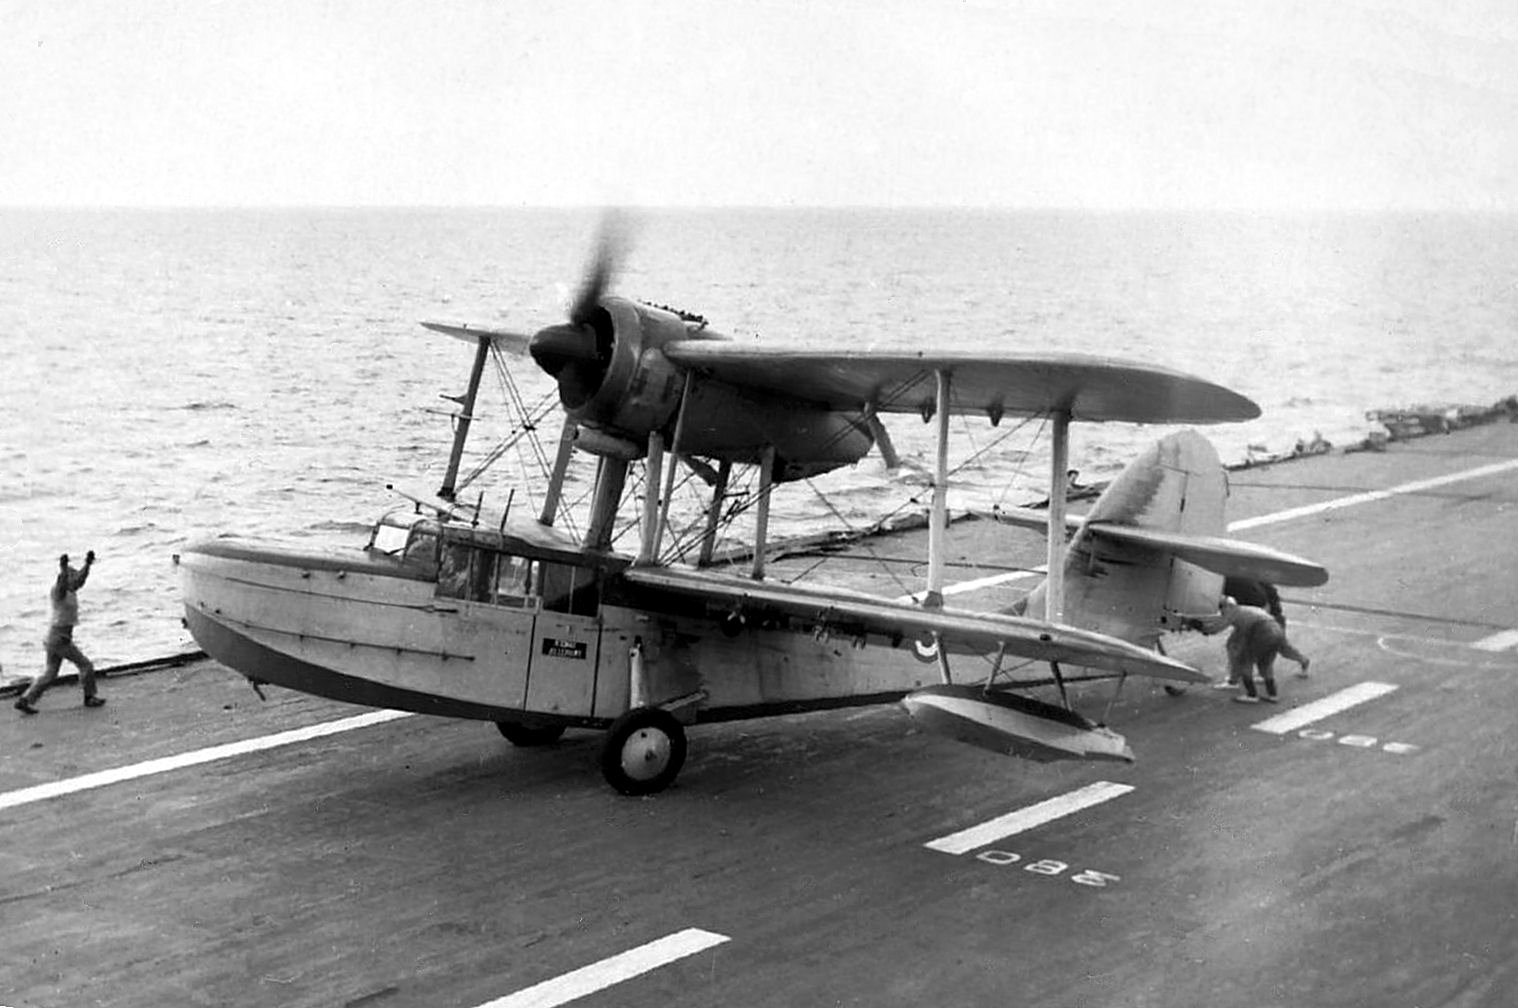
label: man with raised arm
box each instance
[15,551,105,714]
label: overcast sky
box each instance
[3,0,1515,209]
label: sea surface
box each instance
[3,207,1516,670]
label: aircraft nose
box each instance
[529,322,599,376]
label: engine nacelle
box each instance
[568,298,704,438]
[532,297,875,481]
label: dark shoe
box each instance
[15,698,38,714]
[83,696,106,708]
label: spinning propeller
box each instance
[528,221,627,408]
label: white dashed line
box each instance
[924,781,1134,855]
[1250,682,1399,736]
[0,710,414,812]
[473,928,729,1008]
[1472,629,1518,652]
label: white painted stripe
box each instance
[923,780,1134,855]
[1227,458,1518,532]
[944,568,1041,596]
[0,709,413,812]
[474,928,729,1008]
[897,568,1041,604]
[1472,629,1518,652]
[1250,681,1399,736]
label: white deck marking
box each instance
[1472,629,1518,652]
[1227,458,1518,532]
[924,780,1134,855]
[897,568,1040,603]
[474,928,729,1008]
[1250,682,1399,736]
[0,709,413,812]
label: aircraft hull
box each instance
[176,536,960,727]
[177,540,566,722]
[182,605,536,722]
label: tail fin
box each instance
[1015,429,1325,648]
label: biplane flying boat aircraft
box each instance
[177,239,1328,794]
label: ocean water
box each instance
[3,207,1516,670]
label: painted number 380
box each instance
[974,850,1121,887]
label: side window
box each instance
[494,555,535,605]
[403,529,440,576]
[437,541,473,599]
[540,563,600,616]
[438,545,541,607]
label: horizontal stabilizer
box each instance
[1086,523,1329,587]
[420,320,534,355]
[902,685,1134,763]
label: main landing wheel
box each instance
[600,707,687,796]
[495,721,566,747]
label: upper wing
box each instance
[621,565,1207,683]
[661,344,1259,425]
[1085,523,1329,587]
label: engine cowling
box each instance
[530,297,875,481]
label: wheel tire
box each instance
[600,707,687,796]
[1163,684,1187,697]
[495,721,566,747]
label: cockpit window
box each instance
[402,528,440,575]
[436,541,540,608]
[368,520,412,556]
[438,541,476,599]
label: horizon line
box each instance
[3,202,1515,215]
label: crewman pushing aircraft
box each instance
[1198,594,1311,704]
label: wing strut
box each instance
[1045,409,1071,622]
[752,445,775,579]
[438,335,491,501]
[637,432,665,564]
[933,632,953,685]
[652,373,695,563]
[924,369,952,607]
[698,459,732,566]
[585,455,629,551]
[540,421,578,526]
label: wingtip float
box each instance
[901,686,1135,764]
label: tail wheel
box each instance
[600,707,687,796]
[496,721,566,747]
